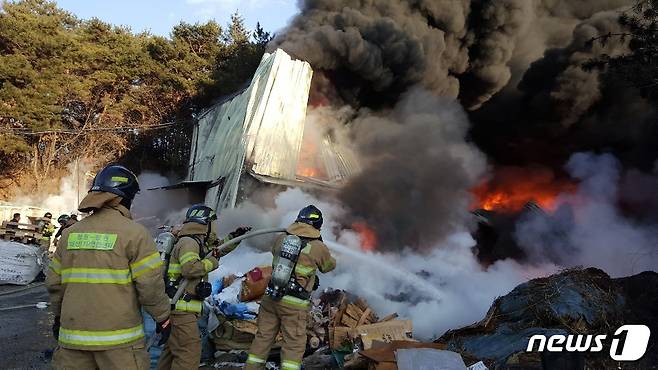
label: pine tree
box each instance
[225,12,249,45]
[253,22,273,46]
[0,0,272,193]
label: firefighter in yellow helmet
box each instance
[42,212,56,236]
[246,205,336,370]
[46,164,172,370]
[39,212,56,248]
[157,204,250,370]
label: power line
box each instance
[1,121,185,136]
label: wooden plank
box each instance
[1,224,40,232]
[341,314,358,328]
[330,327,351,349]
[357,308,373,327]
[345,303,364,321]
[4,230,38,238]
[377,313,398,323]
[355,298,378,322]
[332,295,348,327]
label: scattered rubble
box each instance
[200,265,430,369]
[436,267,658,369]
[195,266,657,369]
[1,218,50,247]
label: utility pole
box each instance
[75,158,80,207]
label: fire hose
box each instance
[147,226,444,349]
[147,227,286,350]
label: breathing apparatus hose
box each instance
[145,227,288,351]
[169,227,287,306]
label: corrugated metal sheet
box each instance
[188,49,360,210]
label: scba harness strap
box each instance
[164,234,211,305]
[268,233,318,301]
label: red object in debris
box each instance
[241,266,273,302]
[248,267,263,282]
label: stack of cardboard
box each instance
[319,290,413,352]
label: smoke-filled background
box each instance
[269,0,658,252]
[207,187,559,339]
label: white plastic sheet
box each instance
[396,349,468,370]
[0,241,46,285]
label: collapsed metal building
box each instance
[185,49,359,210]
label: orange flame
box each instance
[296,128,325,179]
[471,167,577,213]
[297,167,318,177]
[352,222,377,251]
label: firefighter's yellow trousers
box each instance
[245,295,309,370]
[52,341,149,370]
[157,313,201,370]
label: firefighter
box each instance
[42,212,56,237]
[53,214,70,246]
[37,212,56,249]
[46,164,172,370]
[246,205,336,370]
[157,204,250,370]
[10,212,20,223]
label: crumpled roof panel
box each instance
[188,49,359,210]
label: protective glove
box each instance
[52,316,60,339]
[206,232,220,248]
[213,227,252,258]
[156,318,172,346]
[228,226,252,239]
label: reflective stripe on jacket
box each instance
[46,192,170,351]
[167,223,219,314]
[270,222,336,308]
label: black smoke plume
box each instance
[272,0,658,249]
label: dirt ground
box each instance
[0,283,56,370]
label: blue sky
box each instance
[55,0,299,38]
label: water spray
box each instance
[150,228,444,350]
[169,228,443,305]
[324,240,445,299]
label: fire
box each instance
[297,167,318,177]
[352,222,377,251]
[471,167,577,213]
[296,119,325,179]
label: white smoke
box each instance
[210,187,558,340]
[516,152,658,277]
[131,172,200,233]
[10,160,93,219]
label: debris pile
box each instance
[0,217,50,247]
[201,265,447,369]
[436,267,658,369]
